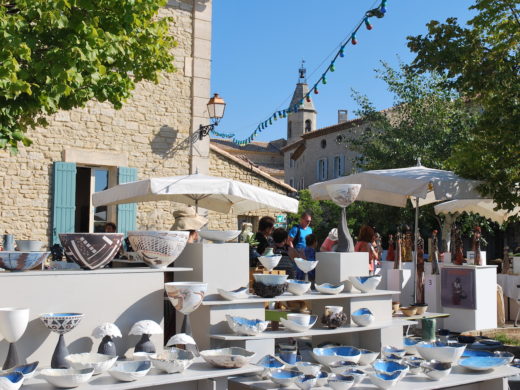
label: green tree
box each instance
[407,0,520,211]
[0,0,176,152]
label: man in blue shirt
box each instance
[288,212,313,252]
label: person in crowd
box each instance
[320,228,338,252]
[288,212,313,255]
[355,225,379,274]
[104,222,117,233]
[271,228,297,278]
[255,216,275,256]
[171,207,208,243]
[296,234,318,281]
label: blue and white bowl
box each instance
[200,347,255,368]
[217,287,249,301]
[225,315,268,336]
[40,313,84,334]
[286,280,311,295]
[381,346,405,359]
[372,359,408,376]
[0,372,24,390]
[312,346,361,365]
[358,349,380,366]
[40,368,94,388]
[459,356,509,371]
[349,275,382,293]
[4,361,39,379]
[384,354,404,363]
[0,251,49,271]
[404,356,424,375]
[420,360,452,380]
[108,361,151,382]
[315,371,329,387]
[404,337,421,354]
[315,283,344,295]
[295,361,322,376]
[149,348,195,374]
[494,351,514,364]
[461,349,493,358]
[368,371,402,389]
[294,374,317,390]
[280,315,318,333]
[256,355,285,378]
[351,308,374,327]
[252,273,288,286]
[269,369,300,387]
[415,341,466,363]
[343,368,366,385]
[328,374,355,390]
[328,360,358,374]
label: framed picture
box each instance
[441,267,476,310]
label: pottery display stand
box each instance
[315,252,369,291]
[466,251,487,266]
[513,257,520,274]
[386,266,414,307]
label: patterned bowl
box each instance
[198,230,241,243]
[200,347,255,368]
[59,233,123,270]
[294,374,317,390]
[0,251,49,271]
[164,282,208,315]
[404,337,421,355]
[328,360,358,374]
[226,315,269,336]
[149,348,195,373]
[65,353,117,375]
[351,308,374,327]
[343,368,366,385]
[372,359,408,376]
[128,231,188,269]
[40,313,84,334]
[40,368,94,388]
[253,273,288,286]
[349,275,382,293]
[404,356,424,375]
[381,346,406,359]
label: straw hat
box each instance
[171,207,208,231]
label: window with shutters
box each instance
[333,155,346,178]
[316,158,328,181]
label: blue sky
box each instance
[211,1,475,143]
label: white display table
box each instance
[315,251,369,291]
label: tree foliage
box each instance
[407,0,520,211]
[0,0,176,152]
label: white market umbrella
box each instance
[309,163,482,303]
[92,173,299,214]
[434,199,519,225]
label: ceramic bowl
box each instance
[165,282,208,315]
[315,283,344,295]
[132,352,155,361]
[470,339,503,351]
[381,346,406,359]
[0,251,49,271]
[328,360,358,374]
[294,374,317,390]
[328,373,355,390]
[15,240,44,252]
[461,349,493,358]
[108,361,151,382]
[494,351,514,364]
[349,275,382,293]
[65,353,117,375]
[403,337,421,354]
[226,314,268,336]
[4,361,39,379]
[258,255,282,271]
[404,356,424,375]
[198,230,241,243]
[286,313,311,326]
[280,315,318,332]
[358,349,380,366]
[368,371,402,389]
[149,348,195,373]
[399,306,417,317]
[40,313,84,334]
[252,280,287,298]
[343,368,366,385]
[256,355,285,378]
[286,280,311,296]
[294,258,318,273]
[252,273,288,286]
[200,347,255,368]
[0,372,23,390]
[459,356,509,371]
[415,341,466,363]
[217,287,249,301]
[40,368,94,388]
[312,346,361,365]
[372,359,408,376]
[269,369,300,387]
[128,231,188,268]
[420,360,452,380]
[295,361,321,376]
[315,371,329,386]
[412,303,428,315]
[59,233,124,270]
[351,308,374,326]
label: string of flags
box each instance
[211,0,388,145]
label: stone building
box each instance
[0,0,295,247]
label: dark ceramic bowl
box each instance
[252,281,287,298]
[59,233,123,270]
[0,251,49,271]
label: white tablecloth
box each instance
[497,274,520,299]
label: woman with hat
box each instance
[171,207,208,243]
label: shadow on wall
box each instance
[151,125,179,157]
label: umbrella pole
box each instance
[413,197,419,304]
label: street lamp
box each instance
[198,93,226,140]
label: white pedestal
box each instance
[513,257,520,274]
[424,274,443,327]
[315,252,369,291]
[386,267,413,307]
[466,251,487,265]
[442,265,497,332]
[443,252,452,263]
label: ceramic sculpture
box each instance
[164,282,207,335]
[40,313,84,368]
[92,323,122,356]
[321,306,347,329]
[472,226,483,266]
[387,234,395,262]
[129,320,163,353]
[403,225,413,262]
[326,184,361,252]
[416,234,425,305]
[0,252,49,271]
[128,231,189,268]
[375,233,383,263]
[431,229,440,275]
[394,232,402,270]
[59,233,123,270]
[166,333,199,357]
[0,307,29,369]
[453,224,464,265]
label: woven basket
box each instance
[128,231,189,269]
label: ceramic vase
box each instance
[164,282,208,335]
[40,313,84,368]
[0,307,29,369]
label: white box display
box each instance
[513,257,520,274]
[466,251,487,265]
[315,252,369,291]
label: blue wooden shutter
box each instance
[52,162,76,245]
[117,167,138,236]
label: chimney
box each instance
[338,110,348,123]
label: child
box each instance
[297,234,318,281]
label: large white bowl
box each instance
[0,372,24,390]
[165,282,208,315]
[294,258,318,273]
[459,356,509,371]
[0,307,29,343]
[315,283,344,295]
[108,361,151,382]
[269,369,300,387]
[128,231,189,269]
[312,346,361,365]
[150,348,195,373]
[258,255,282,271]
[415,341,466,363]
[217,287,249,301]
[349,275,382,293]
[198,230,241,243]
[200,347,255,368]
[253,273,288,286]
[358,349,380,366]
[40,368,94,388]
[286,280,311,296]
[65,353,117,375]
[280,315,318,332]
[295,361,321,376]
[351,308,374,327]
[328,373,355,390]
[226,315,268,336]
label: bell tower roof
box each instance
[290,61,316,112]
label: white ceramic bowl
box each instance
[494,351,515,364]
[253,273,288,286]
[358,349,380,366]
[381,346,406,359]
[15,240,44,252]
[198,230,241,243]
[40,368,94,388]
[343,368,366,385]
[286,280,311,296]
[255,355,285,379]
[403,337,421,355]
[420,360,452,380]
[269,369,300,387]
[328,360,358,374]
[312,346,361,365]
[328,373,355,390]
[349,275,382,293]
[108,361,151,382]
[128,231,189,268]
[415,341,466,363]
[315,371,329,387]
[150,348,195,373]
[368,371,402,389]
[226,314,268,336]
[200,347,255,368]
[295,361,322,376]
[459,356,509,371]
[217,287,249,301]
[294,258,318,273]
[258,255,282,271]
[315,283,344,295]
[372,359,408,376]
[294,374,317,390]
[286,313,310,326]
[351,308,374,326]
[0,372,24,390]
[65,352,117,375]
[404,356,424,375]
[165,282,208,315]
[280,315,318,332]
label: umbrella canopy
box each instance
[434,199,519,225]
[92,173,299,214]
[309,165,481,207]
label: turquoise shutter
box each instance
[117,167,138,236]
[52,162,77,245]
